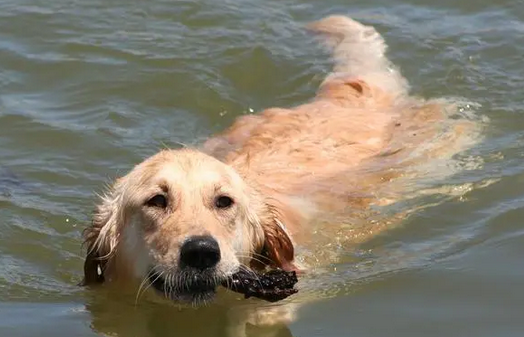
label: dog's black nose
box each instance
[180,235,221,270]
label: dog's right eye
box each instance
[215,195,234,209]
[145,194,167,208]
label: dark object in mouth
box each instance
[222,269,298,302]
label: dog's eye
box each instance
[146,194,167,208]
[215,195,234,209]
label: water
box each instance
[1,0,523,336]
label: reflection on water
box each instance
[84,286,296,337]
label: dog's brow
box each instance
[213,184,223,194]
[159,182,169,193]
[213,183,235,197]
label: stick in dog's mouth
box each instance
[147,268,298,303]
[222,269,298,302]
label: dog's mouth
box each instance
[147,268,224,304]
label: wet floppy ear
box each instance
[252,198,300,272]
[261,218,296,272]
[80,180,125,286]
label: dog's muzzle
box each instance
[147,235,224,303]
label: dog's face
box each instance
[85,149,281,304]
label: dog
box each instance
[81,15,479,327]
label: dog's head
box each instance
[82,149,297,304]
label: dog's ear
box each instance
[252,197,301,272]
[261,217,296,272]
[80,181,124,286]
[80,244,105,286]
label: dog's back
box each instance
[203,15,481,245]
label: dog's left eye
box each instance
[215,195,234,209]
[146,194,168,208]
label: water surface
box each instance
[1,0,523,336]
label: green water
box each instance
[1,0,523,336]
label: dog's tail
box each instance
[308,15,409,97]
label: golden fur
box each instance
[82,15,478,311]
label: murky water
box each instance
[1,0,523,336]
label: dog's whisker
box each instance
[160,271,170,300]
[235,253,267,266]
[167,272,176,292]
[135,265,164,306]
[135,274,151,306]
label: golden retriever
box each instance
[81,15,479,311]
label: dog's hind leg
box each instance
[308,15,408,99]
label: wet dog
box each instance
[82,15,478,313]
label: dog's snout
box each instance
[180,235,221,270]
